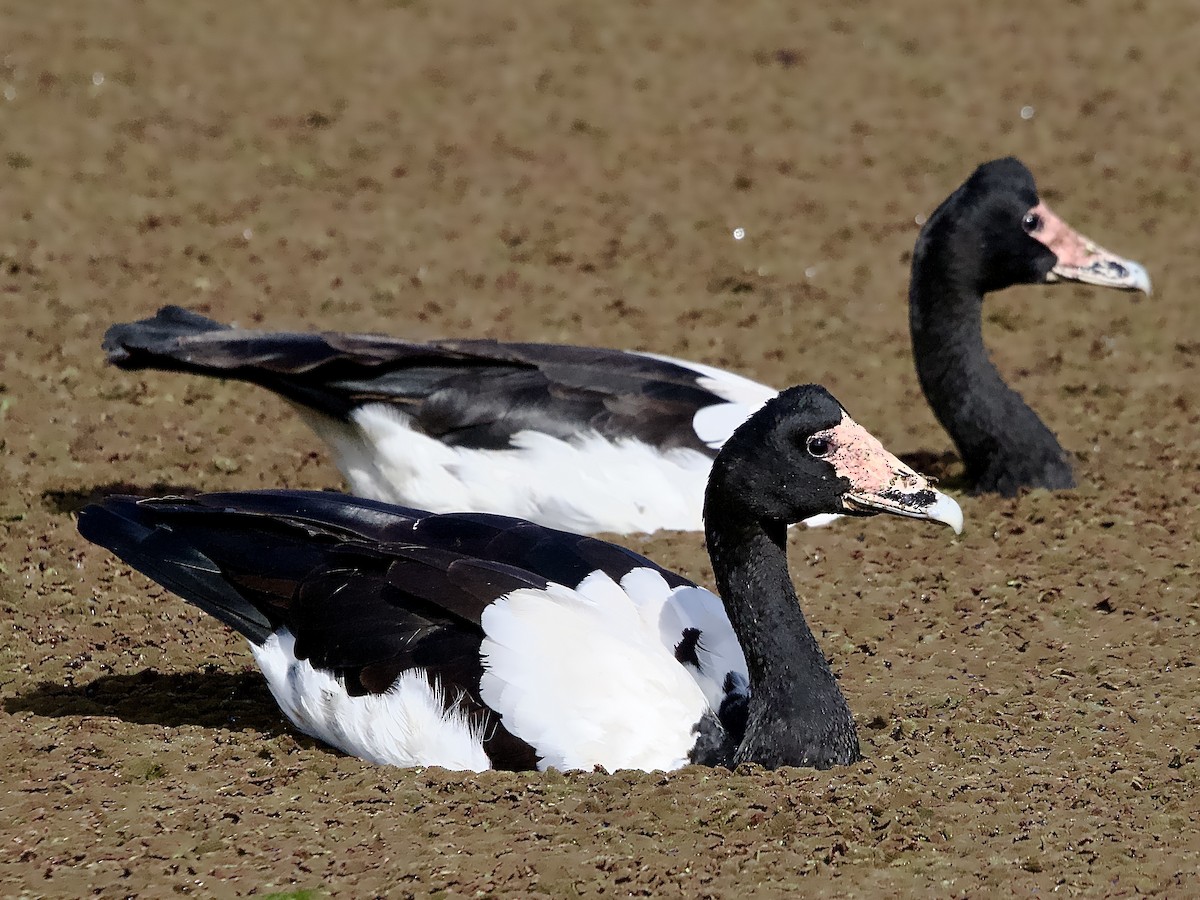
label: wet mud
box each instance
[1,0,1198,895]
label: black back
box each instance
[104,306,727,454]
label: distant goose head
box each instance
[915,157,1151,300]
[910,158,1151,496]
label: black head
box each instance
[919,158,1053,294]
[916,157,1150,298]
[707,385,962,532]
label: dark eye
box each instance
[1022,212,1043,234]
[806,436,832,458]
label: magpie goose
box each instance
[103,159,1147,532]
[78,385,963,772]
[909,157,1150,494]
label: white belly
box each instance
[251,630,491,771]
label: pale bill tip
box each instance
[928,491,964,535]
[1126,260,1152,296]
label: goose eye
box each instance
[1022,212,1043,234]
[807,436,832,458]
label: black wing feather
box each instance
[79,489,697,676]
[78,503,276,643]
[103,306,726,453]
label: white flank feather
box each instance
[252,630,491,771]
[292,365,838,531]
[478,575,712,772]
[294,402,712,533]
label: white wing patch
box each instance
[478,576,711,772]
[252,629,491,771]
[633,351,778,450]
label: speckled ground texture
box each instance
[1,0,1197,896]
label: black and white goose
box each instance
[78,385,962,772]
[102,158,1148,534]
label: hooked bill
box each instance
[811,414,963,534]
[1029,202,1152,295]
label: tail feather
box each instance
[77,491,430,648]
[101,307,727,453]
[103,305,522,421]
[102,305,232,367]
[78,499,275,643]
[77,491,538,644]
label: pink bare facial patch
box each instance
[1027,202,1151,293]
[1029,202,1105,269]
[814,414,939,514]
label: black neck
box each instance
[703,494,859,769]
[908,237,1074,495]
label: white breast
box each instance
[621,568,749,711]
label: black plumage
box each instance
[910,157,1149,494]
[103,305,724,454]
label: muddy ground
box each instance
[1,0,1198,896]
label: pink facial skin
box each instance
[812,414,930,502]
[1026,202,1152,294]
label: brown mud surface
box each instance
[2,0,1198,896]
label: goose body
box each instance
[79,386,963,772]
[103,159,1148,532]
[104,307,791,534]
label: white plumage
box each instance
[479,575,715,772]
[298,402,715,534]
[294,357,837,533]
[251,573,746,772]
[252,629,491,771]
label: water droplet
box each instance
[242,228,253,241]
[1020,105,1035,120]
[92,72,105,86]
[805,266,818,278]
[914,213,927,226]
[732,227,746,241]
